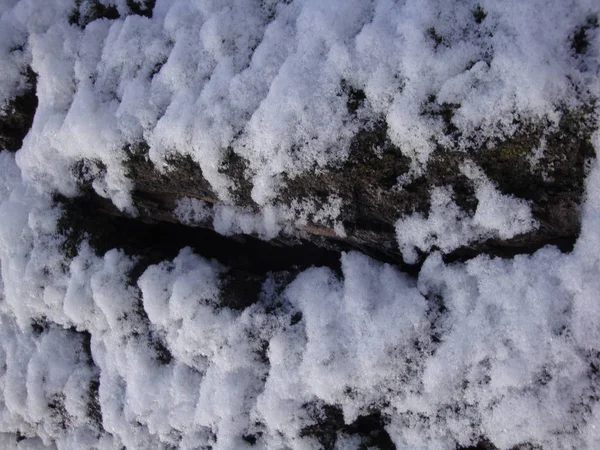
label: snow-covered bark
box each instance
[0,1,599,449]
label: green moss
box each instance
[280,121,414,233]
[495,141,531,160]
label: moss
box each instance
[281,121,413,235]
[123,142,217,205]
[278,102,596,265]
[415,151,478,214]
[495,141,530,159]
[475,107,596,203]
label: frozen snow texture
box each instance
[396,164,538,263]
[0,0,599,448]
[2,136,600,448]
[175,195,347,239]
[1,0,596,211]
[174,197,211,225]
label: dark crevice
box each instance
[458,442,542,450]
[69,0,156,27]
[472,5,487,24]
[571,15,598,55]
[127,0,155,18]
[443,234,577,264]
[48,393,71,431]
[69,0,120,27]
[56,190,344,277]
[242,434,258,445]
[152,336,173,365]
[30,316,50,336]
[301,404,395,450]
[0,67,38,152]
[340,79,367,115]
[26,320,103,431]
[56,101,596,290]
[220,271,266,310]
[56,174,583,297]
[427,27,450,49]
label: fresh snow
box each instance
[0,0,599,449]
[1,133,600,447]
[1,0,596,209]
[396,162,538,263]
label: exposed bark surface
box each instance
[95,107,597,268]
[2,60,594,328]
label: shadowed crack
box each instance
[0,67,37,152]
[56,190,346,277]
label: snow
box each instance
[2,138,600,447]
[396,163,538,263]
[175,195,346,239]
[0,0,593,211]
[0,0,599,449]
